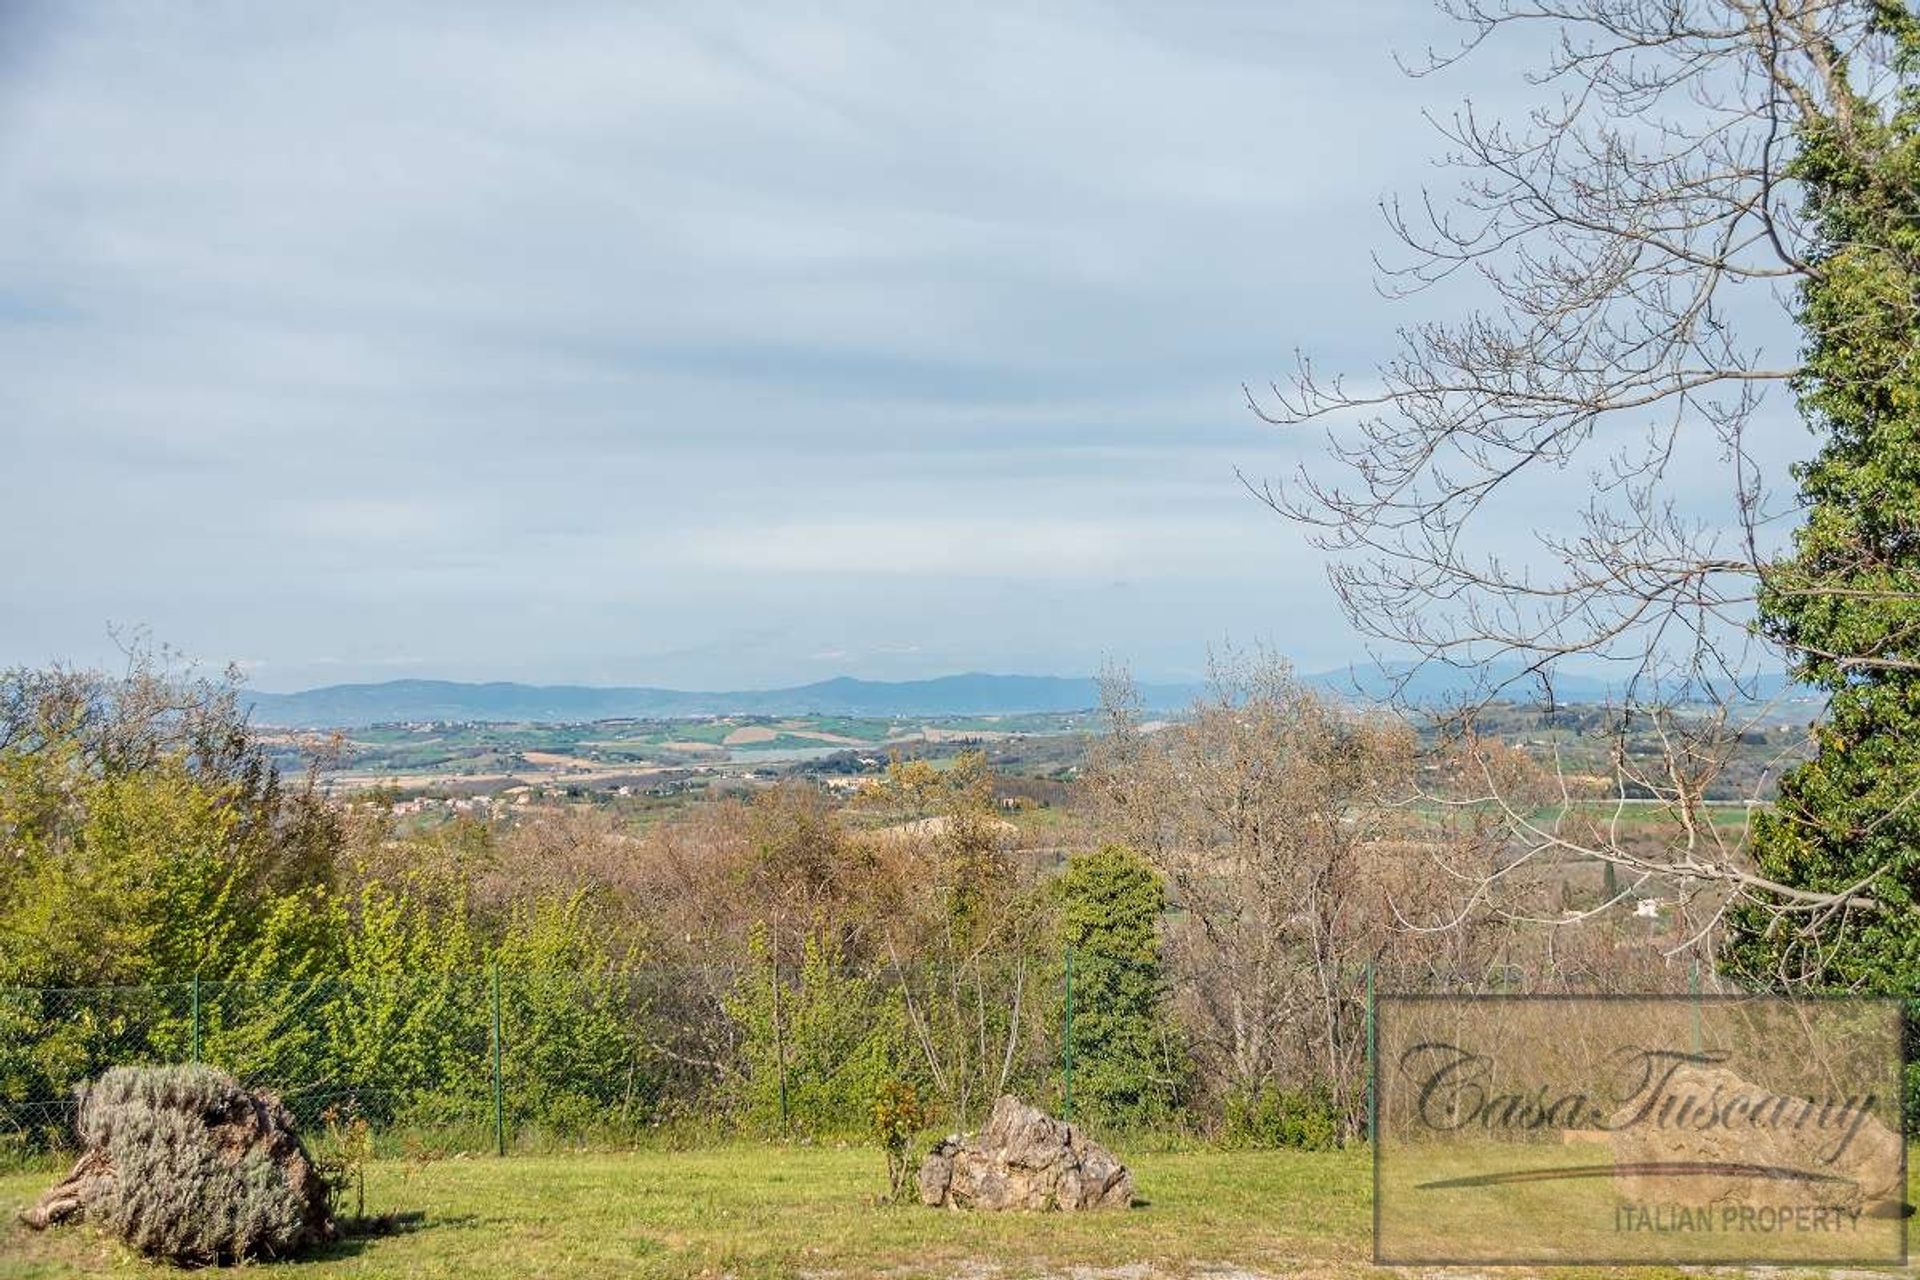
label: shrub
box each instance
[73,1064,331,1263]
[871,1078,926,1202]
[1056,844,1185,1128]
[725,925,912,1137]
[1219,1084,1340,1151]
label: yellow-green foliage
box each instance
[493,894,651,1129]
[0,663,342,1141]
[724,925,911,1136]
[0,661,664,1146]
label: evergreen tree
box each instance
[1057,844,1182,1127]
[1727,5,1920,987]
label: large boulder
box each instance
[918,1095,1132,1211]
[20,1065,336,1264]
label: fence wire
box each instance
[1,952,1720,1164]
[0,956,1085,1162]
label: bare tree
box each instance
[870,758,1053,1130]
[1089,654,1516,1138]
[1248,0,1918,933]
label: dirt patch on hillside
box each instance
[921,727,1011,743]
[723,726,779,746]
[520,751,598,768]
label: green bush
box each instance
[1056,845,1185,1128]
[725,926,912,1136]
[1219,1084,1340,1151]
[495,895,654,1130]
[75,1065,331,1264]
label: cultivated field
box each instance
[0,1144,1841,1280]
[283,711,1100,792]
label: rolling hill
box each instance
[242,674,1203,727]
[242,664,1807,728]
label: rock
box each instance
[918,1095,1133,1211]
[1607,1061,1904,1216]
[918,1140,957,1206]
[21,1065,336,1264]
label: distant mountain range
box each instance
[241,665,1809,728]
[243,674,1203,728]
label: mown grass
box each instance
[0,1144,1887,1279]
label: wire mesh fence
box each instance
[0,954,1095,1164]
[1,950,1736,1166]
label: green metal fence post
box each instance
[1062,942,1074,1123]
[490,966,506,1157]
[1365,960,1376,1146]
[771,946,790,1136]
[190,971,201,1064]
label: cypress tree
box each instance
[1057,844,1183,1127]
[1726,5,1920,988]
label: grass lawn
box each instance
[0,1144,1885,1279]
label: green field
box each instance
[295,713,1101,787]
[0,1147,1350,1279]
[0,1144,1812,1279]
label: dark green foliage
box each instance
[1731,8,1920,994]
[1218,1084,1340,1151]
[1057,845,1184,1127]
[76,1065,326,1264]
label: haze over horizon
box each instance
[1,3,1790,690]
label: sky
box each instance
[0,2,1796,692]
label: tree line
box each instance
[0,647,1720,1157]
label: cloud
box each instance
[687,516,1262,580]
[0,1,1599,689]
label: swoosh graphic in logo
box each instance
[1416,1161,1855,1191]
